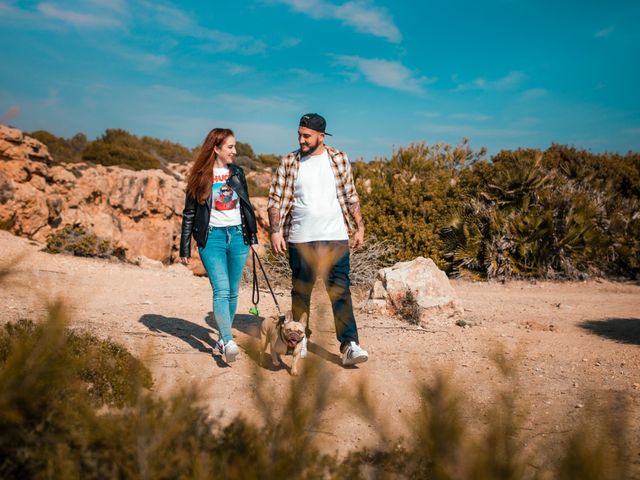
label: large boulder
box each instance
[368,256,463,326]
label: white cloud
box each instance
[595,26,614,38]
[279,36,302,48]
[271,0,401,43]
[216,94,298,111]
[449,112,491,122]
[521,88,548,99]
[334,1,401,43]
[224,63,256,76]
[287,68,324,82]
[37,3,122,28]
[139,1,266,54]
[418,111,440,118]
[334,55,434,94]
[455,71,525,92]
[88,0,126,12]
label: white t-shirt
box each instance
[209,167,241,227]
[287,150,349,243]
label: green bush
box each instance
[353,139,485,268]
[0,318,151,407]
[31,128,195,169]
[82,140,161,170]
[29,130,86,164]
[45,224,126,259]
[443,147,640,279]
[356,141,640,280]
[101,128,193,164]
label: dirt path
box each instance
[2,230,639,467]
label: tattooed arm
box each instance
[348,201,365,249]
[267,156,289,254]
[268,206,287,254]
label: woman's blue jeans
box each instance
[198,225,249,344]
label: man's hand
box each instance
[271,232,287,255]
[350,226,365,250]
[180,257,191,265]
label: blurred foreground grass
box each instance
[0,272,637,478]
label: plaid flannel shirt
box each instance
[267,145,360,240]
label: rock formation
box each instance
[0,124,270,273]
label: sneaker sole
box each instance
[225,350,238,363]
[342,355,368,366]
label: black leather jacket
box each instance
[180,164,258,257]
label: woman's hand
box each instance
[180,257,191,265]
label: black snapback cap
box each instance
[299,113,332,136]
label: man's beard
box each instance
[300,138,320,155]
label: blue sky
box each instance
[1,0,639,160]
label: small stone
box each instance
[575,403,584,409]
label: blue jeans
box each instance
[198,225,249,344]
[288,241,359,350]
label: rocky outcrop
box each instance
[0,124,53,164]
[0,124,269,272]
[367,256,463,326]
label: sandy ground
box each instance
[2,230,639,472]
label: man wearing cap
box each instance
[267,113,368,366]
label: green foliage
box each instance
[45,223,126,259]
[442,147,639,279]
[82,139,161,170]
[353,139,485,268]
[256,153,281,169]
[235,141,255,159]
[247,177,271,197]
[31,128,194,169]
[99,128,193,164]
[0,318,151,408]
[358,140,640,280]
[0,216,15,231]
[29,130,86,164]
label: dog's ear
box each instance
[283,310,293,324]
[299,311,308,325]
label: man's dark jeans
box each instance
[288,241,359,350]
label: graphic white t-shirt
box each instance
[209,167,241,227]
[288,150,349,243]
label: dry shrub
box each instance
[255,237,394,290]
[0,265,636,479]
[45,223,126,260]
[397,289,421,325]
[350,237,396,288]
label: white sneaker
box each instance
[300,336,308,359]
[219,340,239,363]
[341,341,368,366]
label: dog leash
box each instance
[250,246,284,321]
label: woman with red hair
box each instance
[180,128,258,363]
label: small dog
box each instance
[260,311,307,375]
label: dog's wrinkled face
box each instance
[282,321,305,348]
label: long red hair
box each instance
[186,128,234,204]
